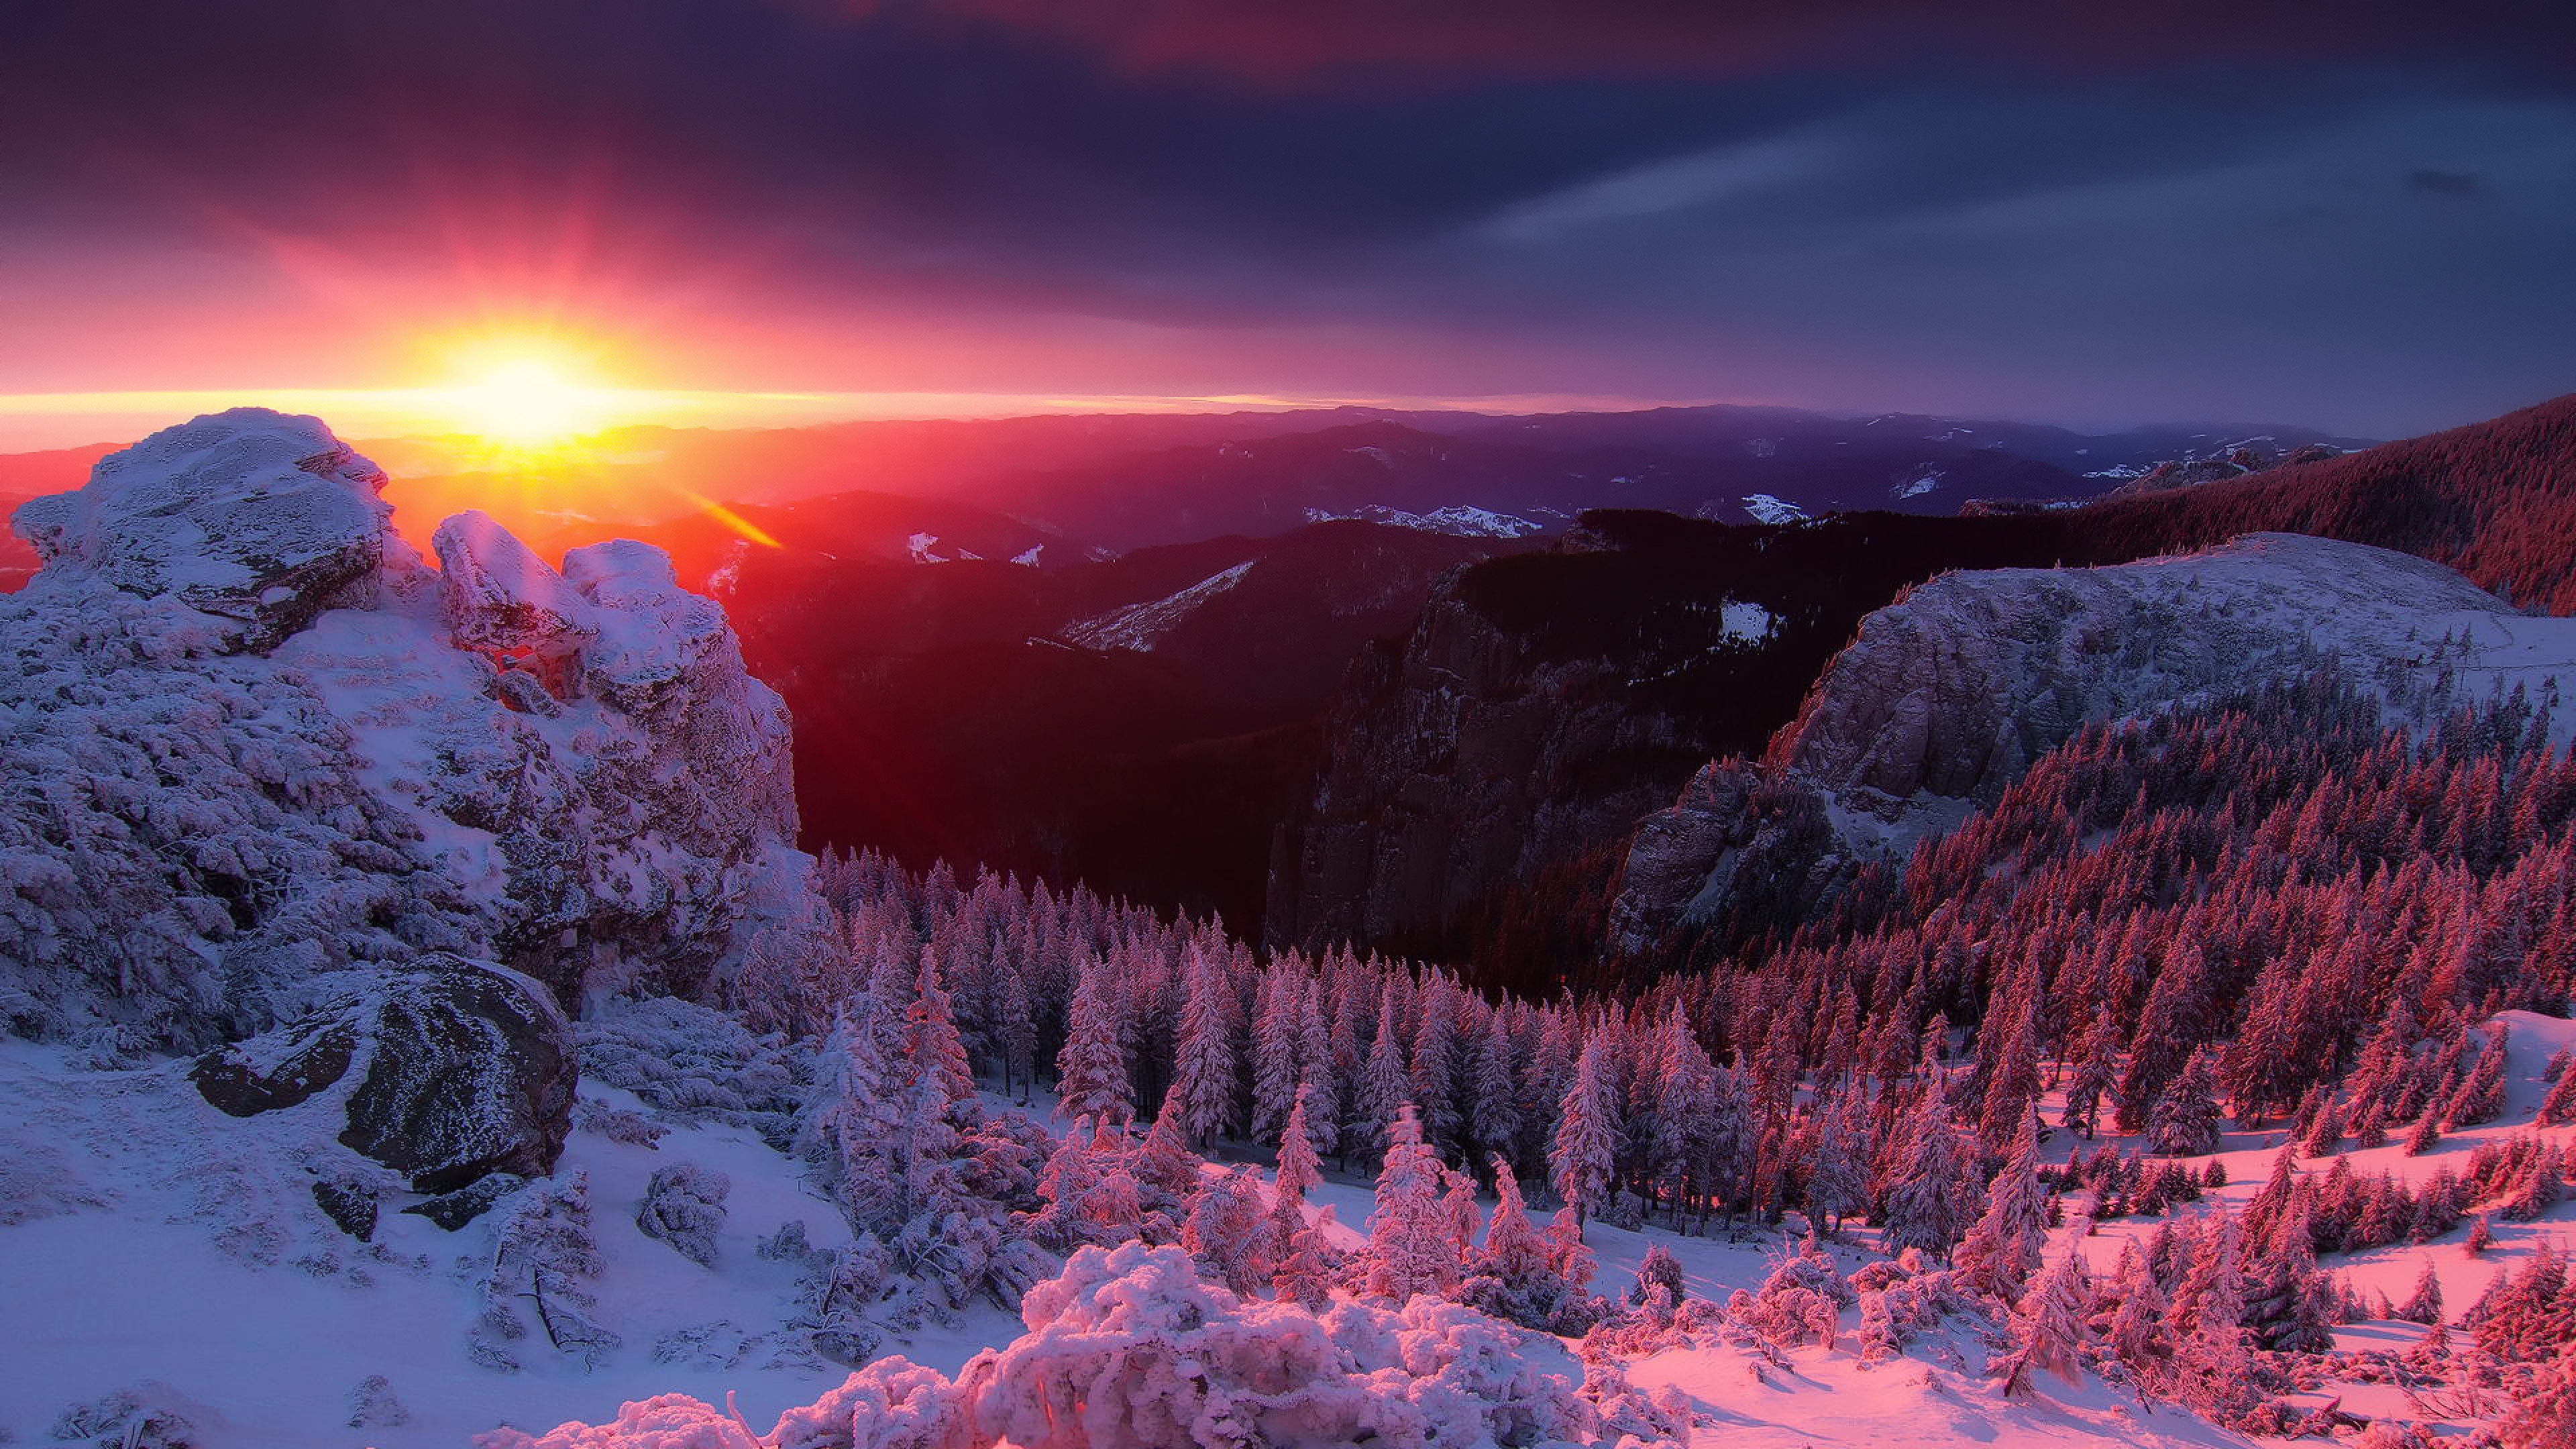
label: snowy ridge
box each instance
[1060,560,1256,652]
[1303,502,1548,537]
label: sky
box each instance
[3,0,2575,449]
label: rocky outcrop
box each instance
[1607,533,2541,949]
[0,411,822,1047]
[191,954,574,1196]
[9,409,394,651]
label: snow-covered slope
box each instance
[0,410,822,1046]
[1060,560,1256,652]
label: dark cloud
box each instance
[2,0,2572,431]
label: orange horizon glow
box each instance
[0,383,1726,455]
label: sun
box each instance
[447,356,613,445]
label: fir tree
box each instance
[1055,960,1132,1124]
[2397,1260,2445,1325]
[2147,1047,2224,1157]
[1956,1115,2049,1301]
[1466,1007,1523,1180]
[1884,1087,1980,1260]
[1549,1036,1621,1227]
[1364,1106,1460,1301]
[1997,1243,2094,1396]
[1166,946,1240,1148]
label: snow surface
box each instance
[1303,503,1548,538]
[1740,494,1809,525]
[1060,560,1256,652]
[0,1038,1013,1448]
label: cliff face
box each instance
[0,410,819,1048]
[1607,532,2566,951]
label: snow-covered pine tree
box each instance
[1466,1006,1523,1183]
[1182,1165,1271,1296]
[1272,1205,1344,1310]
[1248,961,1303,1147]
[1883,1084,1980,1260]
[1409,977,1463,1157]
[1165,945,1240,1148]
[2147,1046,2224,1157]
[1997,1242,2094,1396]
[1055,958,1133,1124]
[2396,1259,2445,1325]
[1363,1105,1460,1301]
[2444,1022,2510,1128]
[1549,1035,1621,1227]
[1955,1114,2049,1301]
[1349,991,1412,1167]
[2100,1238,2171,1376]
[1806,1088,1872,1236]
[2538,1051,2576,1127]
[2165,1210,2255,1417]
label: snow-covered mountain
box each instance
[1610,532,2576,949]
[5,409,2571,1449]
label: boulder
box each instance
[10,408,393,651]
[190,954,575,1194]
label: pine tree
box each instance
[1272,1205,1342,1310]
[1248,963,1303,1147]
[1955,1116,2049,1301]
[2147,1047,2223,1157]
[2540,1053,2576,1128]
[2166,1211,2255,1417]
[1410,978,1463,1156]
[2100,1240,2171,1374]
[1549,1036,1621,1226]
[2061,1016,2121,1140]
[1182,1165,1271,1296]
[1166,946,1240,1148]
[1477,1159,1551,1287]
[2444,1023,2510,1128]
[1130,1103,1201,1212]
[1806,1089,1872,1235]
[1884,1087,1980,1260]
[1350,993,1412,1166]
[1055,960,1132,1124]
[1364,1106,1460,1300]
[1466,1007,1523,1180]
[1998,1243,2094,1395]
[2397,1260,2445,1325]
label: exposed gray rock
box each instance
[189,953,574,1193]
[404,1173,527,1230]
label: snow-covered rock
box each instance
[0,411,821,1046]
[10,409,396,652]
[188,953,574,1199]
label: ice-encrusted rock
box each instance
[11,409,398,651]
[189,953,574,1194]
[1609,533,2571,947]
[0,410,823,1047]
